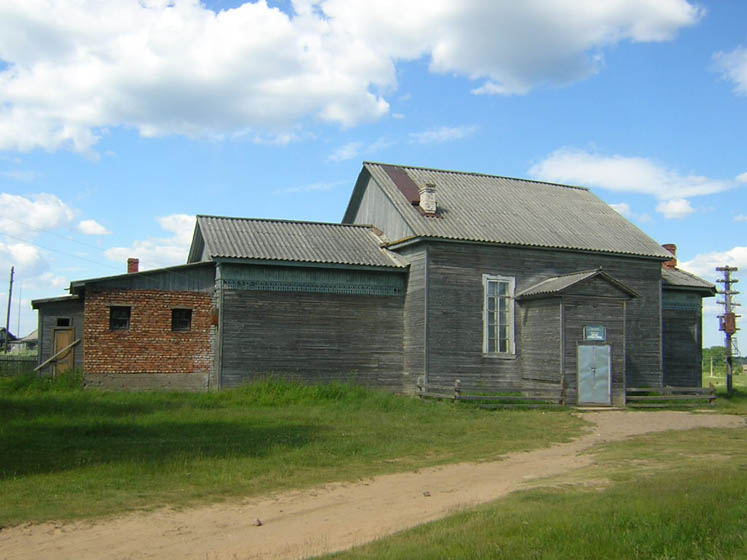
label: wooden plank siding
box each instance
[662,290,703,387]
[399,245,427,392]
[348,173,415,243]
[423,241,663,392]
[519,298,562,387]
[78,264,215,293]
[35,298,85,373]
[219,289,405,390]
[562,297,626,405]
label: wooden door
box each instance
[577,345,611,405]
[54,329,75,375]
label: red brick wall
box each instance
[84,289,213,375]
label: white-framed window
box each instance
[482,274,515,355]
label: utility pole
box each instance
[716,266,739,395]
[4,266,13,353]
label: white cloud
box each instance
[736,172,747,183]
[328,141,363,162]
[735,214,747,222]
[529,148,739,219]
[325,0,700,96]
[28,271,68,290]
[0,0,701,152]
[680,246,747,281]
[104,213,195,270]
[609,202,632,217]
[0,192,77,236]
[713,46,747,96]
[409,125,477,144]
[77,219,110,236]
[0,240,45,273]
[655,198,693,219]
[328,137,395,162]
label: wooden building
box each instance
[32,162,715,403]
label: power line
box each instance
[0,230,121,272]
[0,214,115,255]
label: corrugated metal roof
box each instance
[197,216,406,269]
[662,267,716,293]
[363,162,674,259]
[517,270,600,298]
[516,269,637,299]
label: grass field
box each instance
[321,428,747,560]
[0,373,585,527]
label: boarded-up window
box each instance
[483,275,515,354]
[171,308,192,332]
[110,306,131,331]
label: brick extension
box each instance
[84,289,213,375]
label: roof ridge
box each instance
[545,268,601,280]
[363,161,589,191]
[197,215,373,228]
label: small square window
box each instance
[171,308,192,332]
[110,306,131,331]
[56,317,71,327]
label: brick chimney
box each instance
[419,183,437,215]
[662,244,677,269]
[127,258,139,274]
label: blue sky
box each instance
[0,0,745,348]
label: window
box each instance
[483,275,515,355]
[56,317,71,327]
[110,306,131,331]
[171,308,192,332]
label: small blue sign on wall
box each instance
[584,325,606,341]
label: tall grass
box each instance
[0,376,585,526]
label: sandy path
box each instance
[1,411,743,560]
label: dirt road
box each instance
[1,411,743,560]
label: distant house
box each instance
[0,327,17,349]
[32,162,716,403]
[9,329,38,353]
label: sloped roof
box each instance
[662,266,717,294]
[192,216,406,269]
[355,162,674,259]
[18,329,38,342]
[516,269,638,299]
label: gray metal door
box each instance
[578,345,611,405]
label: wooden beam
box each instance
[34,339,80,372]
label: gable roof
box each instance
[516,269,638,299]
[345,162,674,259]
[662,266,717,294]
[189,215,406,269]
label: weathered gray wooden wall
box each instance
[217,263,406,390]
[219,289,404,389]
[423,241,662,391]
[36,298,85,373]
[662,290,703,387]
[519,298,561,387]
[398,246,426,392]
[345,172,414,243]
[82,264,215,293]
[562,297,626,406]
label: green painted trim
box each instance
[220,263,405,296]
[213,257,406,272]
[662,304,702,312]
